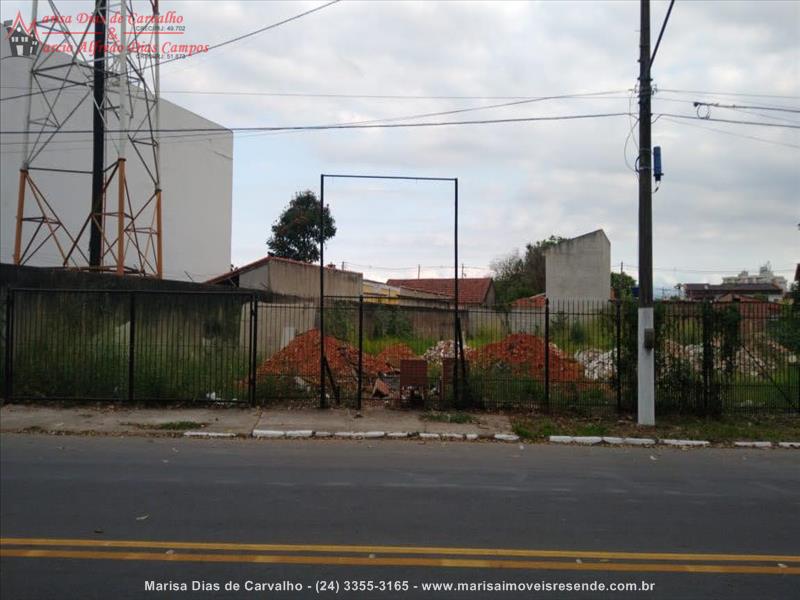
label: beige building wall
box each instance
[545,230,611,303]
[238,260,362,298]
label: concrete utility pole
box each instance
[637,0,655,425]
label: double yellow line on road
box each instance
[1,538,798,575]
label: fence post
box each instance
[357,295,363,411]
[128,292,136,403]
[701,302,711,416]
[4,290,14,401]
[615,299,622,413]
[544,297,550,412]
[249,295,258,405]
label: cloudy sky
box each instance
[2,0,798,290]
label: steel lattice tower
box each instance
[12,0,163,276]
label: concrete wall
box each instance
[239,260,362,299]
[545,230,611,303]
[0,40,232,282]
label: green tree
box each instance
[491,235,565,304]
[611,271,637,299]
[267,191,336,262]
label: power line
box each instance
[657,113,800,129]
[156,0,343,68]
[662,116,800,150]
[0,111,632,136]
[660,88,800,100]
[0,1,342,103]
[650,0,675,68]
[693,101,800,115]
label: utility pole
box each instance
[89,0,107,268]
[637,0,655,425]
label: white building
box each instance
[722,263,788,292]
[0,23,232,282]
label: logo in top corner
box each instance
[4,12,40,57]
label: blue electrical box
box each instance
[653,146,663,182]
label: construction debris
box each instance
[376,343,419,370]
[469,333,584,381]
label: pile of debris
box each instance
[574,349,615,381]
[469,333,583,381]
[661,339,792,377]
[255,329,384,386]
[422,340,471,365]
[376,343,419,371]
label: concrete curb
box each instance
[494,433,520,442]
[183,431,237,438]
[660,439,710,447]
[252,430,285,439]
[246,429,523,442]
[244,429,800,448]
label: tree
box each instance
[611,271,637,299]
[491,235,565,304]
[267,191,336,263]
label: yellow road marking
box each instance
[2,538,798,564]
[1,549,798,575]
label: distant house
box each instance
[362,279,451,307]
[206,255,362,299]
[511,293,546,309]
[683,282,784,303]
[385,277,495,307]
[544,229,611,303]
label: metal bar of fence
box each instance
[4,290,14,400]
[128,291,135,403]
[544,297,550,412]
[249,294,257,405]
[357,295,363,411]
[616,299,622,413]
[701,302,711,415]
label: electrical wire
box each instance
[0,111,633,136]
[660,88,800,100]
[156,0,342,69]
[692,101,800,114]
[661,116,800,150]
[0,0,342,103]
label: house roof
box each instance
[206,255,359,285]
[683,282,783,294]
[511,293,546,308]
[386,277,493,304]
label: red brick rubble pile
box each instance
[376,343,419,371]
[255,329,384,386]
[469,333,584,381]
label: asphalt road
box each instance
[1,434,798,599]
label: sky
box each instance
[1,0,798,292]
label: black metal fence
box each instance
[2,289,798,415]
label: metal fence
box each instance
[2,289,798,415]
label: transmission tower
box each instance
[12,0,163,276]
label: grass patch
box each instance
[512,419,559,441]
[19,425,46,434]
[511,414,800,444]
[420,411,476,424]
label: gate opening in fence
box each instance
[318,174,464,410]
